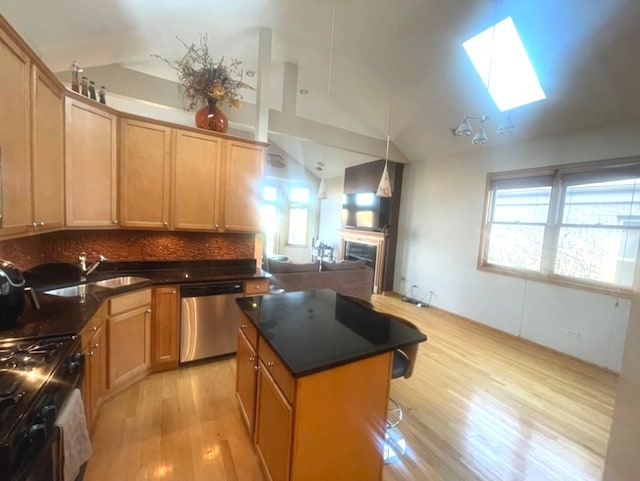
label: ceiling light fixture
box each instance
[453,112,516,144]
[376,0,400,198]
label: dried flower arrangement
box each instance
[153,34,253,111]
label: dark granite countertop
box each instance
[236,289,427,377]
[1,259,270,342]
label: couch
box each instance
[266,259,373,301]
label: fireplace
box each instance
[338,229,388,294]
[344,241,377,268]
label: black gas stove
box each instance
[0,335,84,481]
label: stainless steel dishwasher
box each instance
[180,282,244,363]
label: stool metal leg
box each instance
[386,397,403,429]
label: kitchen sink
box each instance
[44,284,95,297]
[88,276,150,289]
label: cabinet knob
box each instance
[91,326,98,332]
[266,361,275,368]
[249,356,256,362]
[225,225,229,230]
[83,351,94,357]
[163,221,168,227]
[146,308,152,313]
[92,343,99,349]
[112,219,119,224]
[38,221,45,227]
[214,224,219,230]
[172,290,176,294]
[32,222,38,228]
[254,365,260,371]
[240,324,248,329]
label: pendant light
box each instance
[318,0,336,200]
[376,0,400,198]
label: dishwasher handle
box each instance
[181,283,244,297]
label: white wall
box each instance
[394,122,640,371]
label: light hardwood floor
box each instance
[84,292,618,481]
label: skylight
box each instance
[463,16,545,111]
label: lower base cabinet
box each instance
[108,289,152,390]
[255,363,293,481]
[80,305,107,431]
[236,311,392,481]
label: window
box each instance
[480,160,640,294]
[261,185,280,256]
[463,16,546,111]
[287,186,310,246]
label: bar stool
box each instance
[383,314,422,463]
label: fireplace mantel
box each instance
[338,229,388,294]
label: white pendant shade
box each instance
[317,177,327,199]
[376,163,392,197]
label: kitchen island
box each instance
[235,289,427,481]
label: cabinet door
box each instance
[109,305,151,389]
[220,140,265,232]
[151,286,179,370]
[0,28,32,236]
[173,129,222,230]
[120,119,172,229]
[236,329,258,433]
[65,97,118,227]
[255,362,293,481]
[83,323,107,431]
[31,66,64,232]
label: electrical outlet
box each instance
[566,329,582,339]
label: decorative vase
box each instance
[195,101,228,133]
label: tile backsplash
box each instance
[0,230,256,270]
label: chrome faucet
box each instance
[79,252,107,280]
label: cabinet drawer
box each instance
[244,278,270,296]
[258,337,295,403]
[237,312,258,350]
[80,304,106,346]
[109,288,151,315]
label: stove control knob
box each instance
[68,352,85,375]
[28,423,47,444]
[40,404,57,421]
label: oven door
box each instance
[14,426,60,481]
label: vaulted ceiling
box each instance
[2,0,639,179]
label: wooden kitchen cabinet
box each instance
[65,96,118,228]
[108,289,152,390]
[151,286,180,371]
[173,128,222,230]
[119,118,172,229]
[0,25,32,237]
[220,140,265,232]
[236,316,259,432]
[236,309,391,481]
[80,304,108,432]
[255,362,293,481]
[31,65,64,232]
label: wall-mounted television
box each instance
[341,192,391,231]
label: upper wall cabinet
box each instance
[119,118,172,229]
[220,140,265,232]
[32,66,64,232]
[65,97,118,228]
[0,26,32,237]
[173,128,223,231]
[0,22,64,238]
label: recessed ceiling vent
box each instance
[267,153,286,168]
